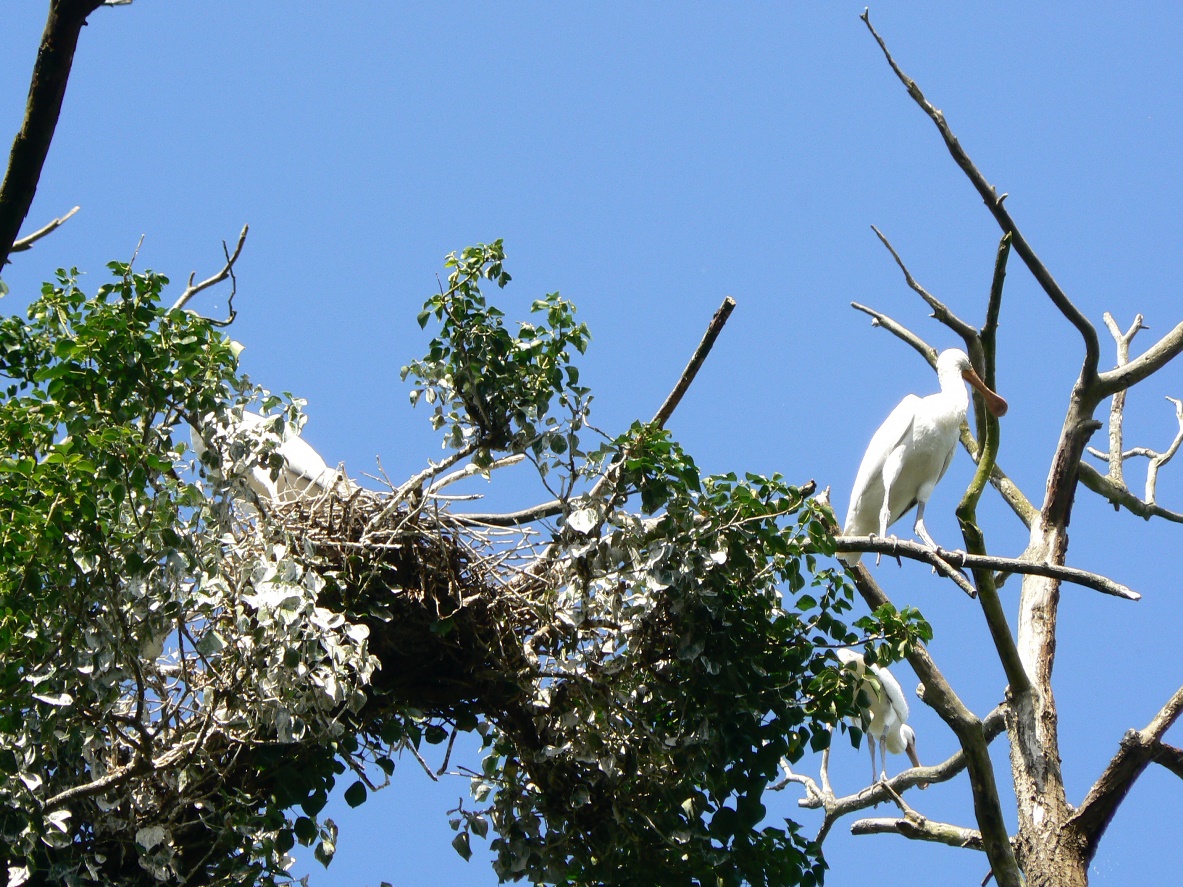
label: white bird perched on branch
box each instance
[838,348,1007,566]
[190,410,356,504]
[835,648,925,787]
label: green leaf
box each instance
[343,780,367,808]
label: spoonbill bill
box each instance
[835,648,925,787]
[838,349,1006,566]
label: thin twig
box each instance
[10,205,79,253]
[870,225,978,343]
[170,224,249,312]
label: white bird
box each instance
[839,348,1007,566]
[835,648,925,787]
[190,410,356,504]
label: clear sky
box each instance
[3,3,1183,885]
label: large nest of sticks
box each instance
[266,488,546,722]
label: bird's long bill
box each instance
[906,737,929,790]
[962,368,1008,417]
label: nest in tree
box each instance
[266,488,546,719]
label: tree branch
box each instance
[1077,460,1183,524]
[9,204,79,254]
[869,225,979,344]
[860,8,1101,388]
[0,1,107,269]
[170,224,249,314]
[650,296,735,429]
[850,814,984,850]
[1070,684,1183,864]
[833,536,1138,601]
[1096,319,1183,398]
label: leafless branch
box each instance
[651,296,735,429]
[1071,684,1183,864]
[9,204,79,253]
[861,8,1101,388]
[850,814,984,850]
[870,225,979,343]
[834,536,1138,600]
[170,224,249,313]
[1077,459,1183,524]
[851,301,937,364]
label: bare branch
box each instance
[1077,460,1183,524]
[9,204,79,253]
[0,1,108,269]
[833,536,1139,601]
[1097,319,1183,398]
[861,8,1101,388]
[651,296,735,429]
[1071,684,1183,864]
[851,301,937,365]
[850,814,984,850]
[870,225,979,343]
[170,225,249,313]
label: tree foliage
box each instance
[0,246,932,885]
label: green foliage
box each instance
[460,420,928,886]
[401,240,591,470]
[0,266,377,885]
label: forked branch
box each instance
[1071,684,1183,864]
[861,8,1101,387]
[170,225,249,315]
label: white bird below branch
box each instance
[835,648,926,788]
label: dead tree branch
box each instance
[1070,684,1183,864]
[861,8,1101,387]
[0,1,108,269]
[170,225,249,314]
[9,204,79,254]
[833,537,1137,600]
[850,814,983,850]
[870,225,979,344]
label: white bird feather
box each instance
[839,349,1006,566]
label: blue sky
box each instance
[4,3,1183,884]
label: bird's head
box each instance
[938,348,1008,418]
[900,724,929,790]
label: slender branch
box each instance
[170,225,249,312]
[1077,460,1183,524]
[1096,319,1183,398]
[651,296,735,429]
[1070,684,1183,864]
[851,302,936,365]
[850,815,983,850]
[870,225,979,343]
[1097,314,1145,487]
[861,8,1101,389]
[956,240,1032,695]
[9,204,79,253]
[833,536,1138,601]
[0,1,108,268]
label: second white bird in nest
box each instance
[839,348,1007,566]
[191,410,357,504]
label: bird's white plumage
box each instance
[191,410,356,504]
[835,648,923,784]
[839,349,1005,566]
